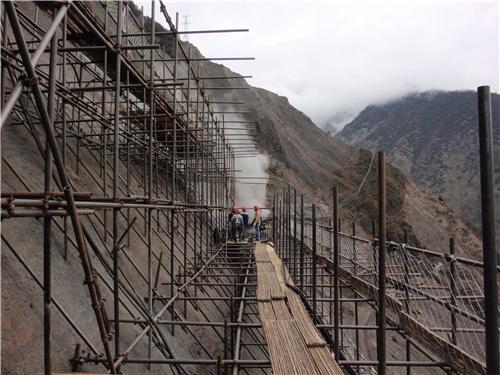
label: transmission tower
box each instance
[183,15,190,41]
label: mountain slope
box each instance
[129,7,485,256]
[185,60,483,256]
[336,91,500,243]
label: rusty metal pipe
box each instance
[4,2,116,371]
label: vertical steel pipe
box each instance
[170,209,176,335]
[377,151,387,375]
[300,193,305,290]
[477,85,498,375]
[352,222,360,369]
[449,237,457,346]
[312,204,317,315]
[61,14,69,260]
[147,0,156,363]
[293,189,297,281]
[112,0,123,358]
[287,184,292,270]
[403,229,411,375]
[171,13,179,202]
[332,186,340,360]
[43,8,59,373]
[272,193,276,245]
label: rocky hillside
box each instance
[337,91,500,244]
[131,7,485,257]
[172,62,483,257]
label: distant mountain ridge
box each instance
[337,90,500,243]
[188,62,484,255]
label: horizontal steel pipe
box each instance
[1,209,94,218]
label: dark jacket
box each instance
[241,212,249,227]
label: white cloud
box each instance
[137,0,499,127]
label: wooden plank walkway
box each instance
[255,242,343,375]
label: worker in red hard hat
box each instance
[230,208,243,241]
[240,206,249,239]
[251,205,262,241]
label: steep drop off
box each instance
[337,91,499,245]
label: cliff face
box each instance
[337,91,500,244]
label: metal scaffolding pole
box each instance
[477,85,498,375]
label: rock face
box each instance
[337,91,500,244]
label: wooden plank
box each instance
[256,271,271,302]
[266,244,293,286]
[272,299,292,320]
[262,320,320,375]
[258,301,276,321]
[285,288,326,347]
[257,244,343,375]
[309,347,344,375]
[276,320,319,375]
[255,242,271,262]
[256,261,285,300]
[262,320,291,375]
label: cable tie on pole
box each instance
[5,200,15,216]
[42,200,50,211]
[84,269,99,285]
[445,254,457,263]
[92,299,104,312]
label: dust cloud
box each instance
[234,153,269,215]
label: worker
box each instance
[251,205,262,241]
[231,208,244,241]
[240,206,249,238]
[228,205,236,241]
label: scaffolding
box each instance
[271,150,499,375]
[1,1,262,374]
[1,1,498,375]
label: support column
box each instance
[312,204,317,315]
[377,151,386,375]
[477,85,498,375]
[43,8,59,373]
[300,193,305,290]
[332,186,339,360]
[112,0,123,358]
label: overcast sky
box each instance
[138,0,499,130]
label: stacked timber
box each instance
[262,320,319,375]
[256,260,285,301]
[254,242,343,375]
[258,301,276,320]
[255,243,271,263]
[285,288,326,347]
